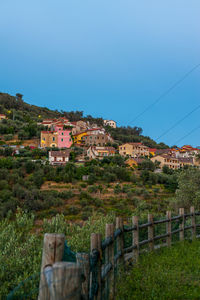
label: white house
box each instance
[49,150,70,165]
[104,120,117,128]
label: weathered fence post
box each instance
[190,206,196,240]
[179,208,185,241]
[116,217,124,266]
[132,216,139,261]
[166,211,172,247]
[76,253,90,300]
[105,223,114,299]
[38,233,65,300]
[90,233,102,300]
[148,214,154,251]
[51,261,82,300]
[97,234,102,300]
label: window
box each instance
[53,137,55,141]
[62,132,64,135]
[61,138,63,142]
[43,138,45,141]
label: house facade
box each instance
[87,146,116,160]
[41,122,73,148]
[125,157,145,168]
[73,132,88,144]
[71,121,88,135]
[119,143,149,158]
[104,120,117,128]
[82,133,113,146]
[151,154,194,169]
[41,131,58,148]
[53,125,72,148]
[49,150,70,165]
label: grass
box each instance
[117,240,200,300]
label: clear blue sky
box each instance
[0,0,199,147]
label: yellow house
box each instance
[125,157,145,168]
[73,132,88,144]
[119,143,149,158]
[125,158,138,168]
[41,131,58,148]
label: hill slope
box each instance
[0,92,168,148]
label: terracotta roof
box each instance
[149,148,157,152]
[90,146,116,151]
[155,149,170,154]
[49,150,71,157]
[87,128,102,131]
[178,157,193,163]
[41,131,56,134]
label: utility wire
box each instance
[128,62,200,125]
[173,125,200,145]
[155,104,200,141]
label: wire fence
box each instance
[7,206,200,300]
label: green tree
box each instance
[175,168,200,209]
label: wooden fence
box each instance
[38,206,200,300]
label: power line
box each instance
[173,125,200,146]
[128,62,200,125]
[155,104,200,141]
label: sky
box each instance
[0,0,199,147]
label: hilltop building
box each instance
[151,154,194,169]
[40,124,72,148]
[82,133,113,147]
[73,128,106,145]
[104,120,117,128]
[119,143,150,158]
[87,146,116,160]
[49,150,70,165]
[41,131,58,148]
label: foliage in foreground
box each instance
[0,210,114,298]
[117,240,200,300]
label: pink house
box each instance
[54,125,72,148]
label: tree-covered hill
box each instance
[0,92,168,148]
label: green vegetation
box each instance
[1,92,200,299]
[0,210,114,298]
[0,150,178,219]
[106,125,169,148]
[117,240,200,300]
[0,92,169,149]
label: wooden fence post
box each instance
[132,216,139,261]
[179,208,185,241]
[105,224,114,300]
[51,261,83,300]
[97,234,102,300]
[166,211,172,247]
[38,233,65,300]
[76,253,90,300]
[90,233,102,300]
[190,206,196,240]
[116,217,124,266]
[148,214,154,251]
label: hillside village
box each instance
[38,117,200,169]
[0,111,200,170]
